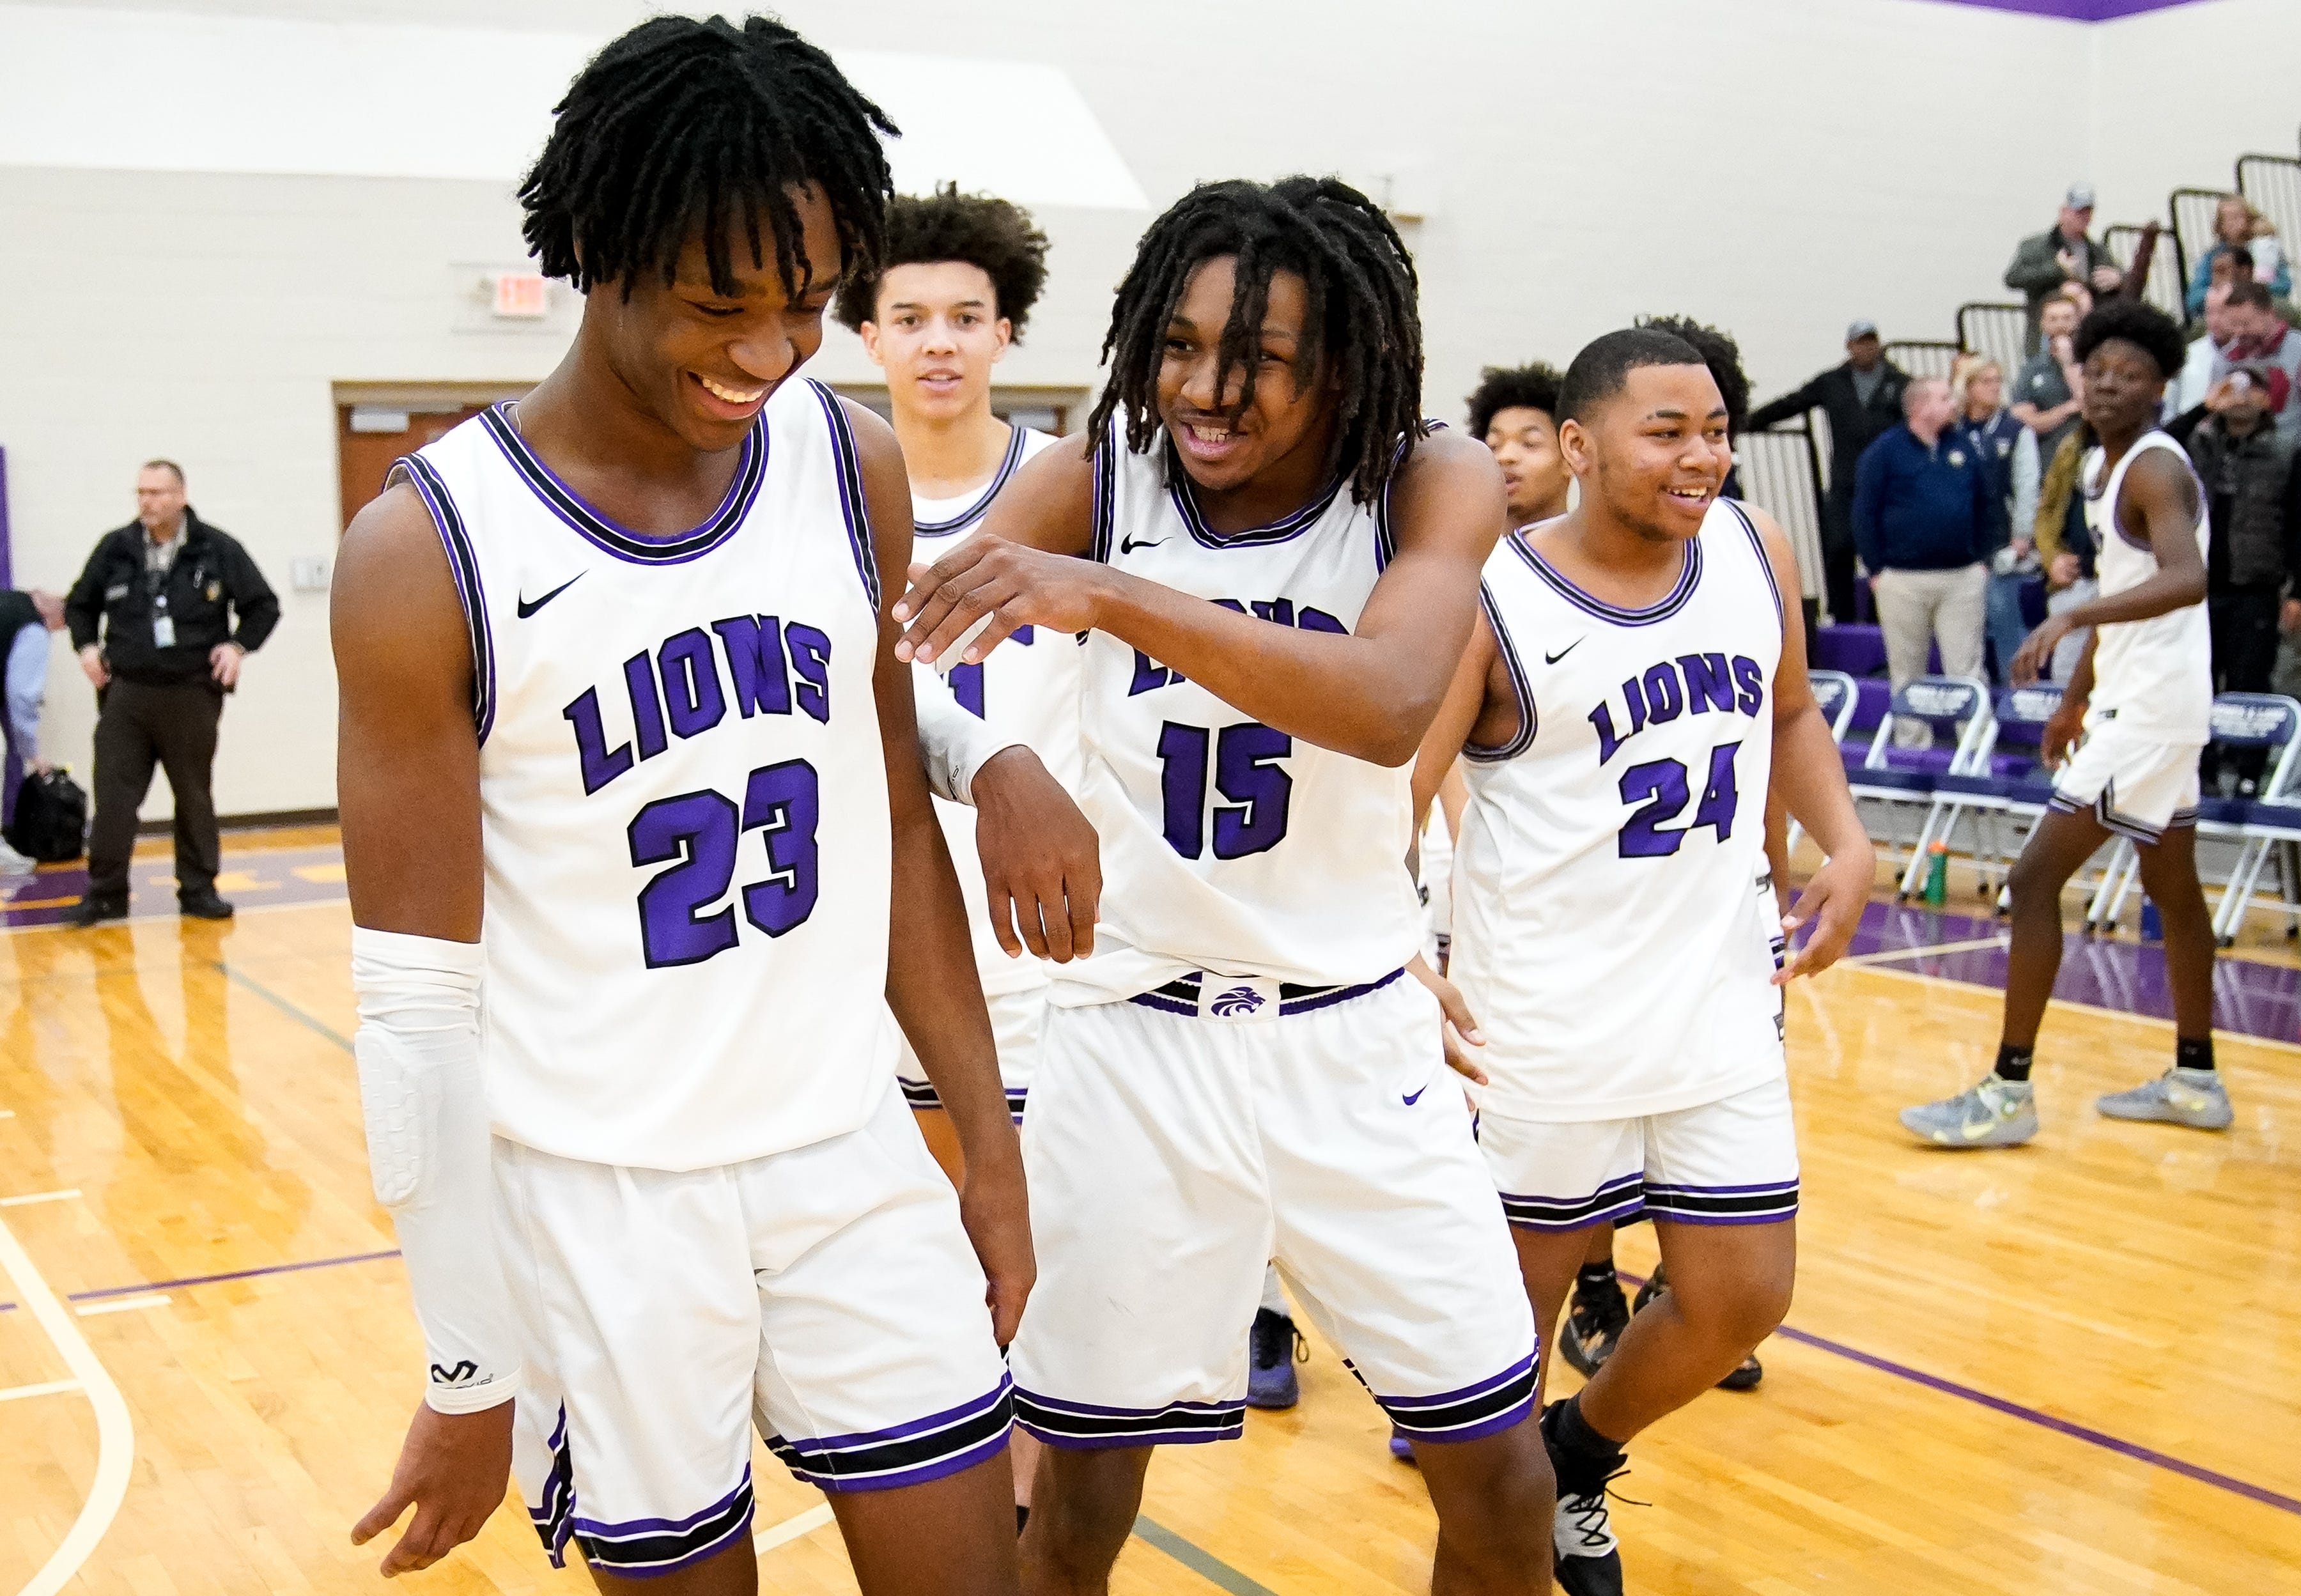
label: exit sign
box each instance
[492,272,549,319]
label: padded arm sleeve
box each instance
[352,927,521,1415]
[913,676,1021,807]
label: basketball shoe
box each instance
[1560,1271,1631,1377]
[1245,1308,1303,1409]
[2096,1067,2233,1131]
[1542,1400,1625,1596]
[1898,1073,2037,1147]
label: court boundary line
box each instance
[0,1209,136,1596]
[752,1501,833,1553]
[1843,958,2301,1056]
[1132,1515,1280,1595]
[1840,934,2010,966]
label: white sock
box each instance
[1260,1264,1289,1317]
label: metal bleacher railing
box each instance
[2105,224,2184,322]
[1956,302,2029,374]
[1735,423,1828,611]
[1884,339,1960,380]
[2169,185,2226,293]
[2236,153,2301,278]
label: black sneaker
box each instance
[66,894,128,927]
[1632,1264,1764,1389]
[1560,1272,1631,1378]
[1540,1400,1626,1596]
[1244,1308,1303,1410]
[178,889,235,920]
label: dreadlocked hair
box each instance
[520,14,897,301]
[1638,314,1751,438]
[1090,176,1425,506]
[832,184,1051,338]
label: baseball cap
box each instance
[1846,319,1880,343]
[2066,182,2096,210]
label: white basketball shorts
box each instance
[1009,971,1537,1450]
[1478,1074,1801,1231]
[896,982,1041,1121]
[2049,717,2204,842]
[495,1080,1012,1578]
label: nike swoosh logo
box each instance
[1544,639,1583,665]
[1119,535,1168,554]
[1402,1085,1429,1106]
[516,573,583,619]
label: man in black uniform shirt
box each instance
[63,460,277,924]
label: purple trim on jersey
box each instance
[568,1468,756,1576]
[768,1376,1015,1492]
[1496,1171,1646,1232]
[478,402,766,567]
[1126,968,1405,1018]
[915,424,1028,538]
[2049,786,2191,843]
[1462,580,1537,764]
[2094,435,2203,554]
[807,381,883,612]
[1127,987,1202,1017]
[1089,419,1119,564]
[1642,1177,1801,1226]
[1165,445,1344,550]
[1375,1353,1538,1443]
[1510,525,1705,627]
[392,454,496,747]
[528,1404,578,1564]
[1014,1386,1246,1449]
[1724,499,1783,635]
[1278,967,1405,1015]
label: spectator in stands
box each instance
[2187,369,2301,790]
[2221,281,2301,435]
[1464,362,1572,529]
[2004,183,2123,353]
[2167,283,2240,421]
[1855,376,2003,741]
[1748,318,1908,623]
[2012,290,2087,463]
[1953,356,2034,682]
[2188,196,2289,320]
[62,460,278,926]
[0,587,66,878]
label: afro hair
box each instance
[833,183,1050,339]
[1464,362,1565,440]
[2072,299,2187,382]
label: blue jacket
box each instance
[1853,422,2006,574]
[1955,410,2024,547]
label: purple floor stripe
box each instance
[68,1247,403,1301]
[1615,1269,2300,1517]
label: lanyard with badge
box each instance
[146,546,176,649]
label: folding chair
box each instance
[1785,670,1859,857]
[1901,684,2063,903]
[1848,676,1994,885]
[2195,693,2301,947]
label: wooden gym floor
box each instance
[1,830,2295,1595]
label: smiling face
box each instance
[2040,297,2079,345]
[1561,362,1729,543]
[1155,256,1335,497]
[585,183,844,453]
[860,260,1011,426]
[1484,405,1569,525]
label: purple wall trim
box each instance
[1922,0,2206,17]
[0,445,13,591]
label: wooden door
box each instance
[336,405,493,531]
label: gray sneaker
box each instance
[2096,1067,2233,1131]
[1899,1074,2038,1148]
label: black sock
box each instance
[1576,1261,1618,1295]
[1553,1393,1625,1464]
[1995,1044,2034,1083]
[2176,1036,2215,1073]
[1015,1504,1030,1536]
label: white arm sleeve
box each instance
[352,927,521,1415]
[913,676,1022,807]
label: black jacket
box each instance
[1749,360,1910,499]
[2187,419,2300,593]
[65,509,279,687]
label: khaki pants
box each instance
[1873,564,1987,746]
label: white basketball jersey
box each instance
[2082,431,2211,743]
[398,380,898,1171]
[1451,502,1785,1122]
[909,426,1080,996]
[1049,423,1423,1005]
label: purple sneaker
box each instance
[1245,1308,1303,1409]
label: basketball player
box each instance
[833,183,1078,1523]
[1411,328,1874,1595]
[334,19,1042,1592]
[1902,300,2227,1148]
[1553,314,1774,1393]
[894,176,1554,1594]
[1468,363,1573,529]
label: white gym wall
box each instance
[0,0,2254,816]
